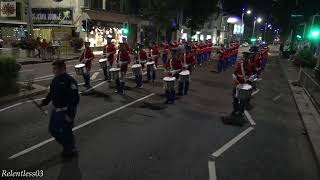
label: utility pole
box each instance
[25,0,33,38]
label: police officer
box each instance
[40,60,80,158]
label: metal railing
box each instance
[298,67,320,112]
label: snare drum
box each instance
[75,64,86,76]
[99,58,109,69]
[110,68,121,80]
[236,84,253,100]
[131,64,142,75]
[146,62,156,72]
[163,77,176,90]
[179,70,190,82]
[248,75,258,89]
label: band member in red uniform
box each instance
[222,52,251,126]
[168,49,183,79]
[79,42,94,89]
[184,45,196,73]
[217,45,225,73]
[162,41,169,65]
[138,44,147,69]
[151,42,160,67]
[116,44,131,94]
[103,38,117,81]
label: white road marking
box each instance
[0,103,23,112]
[244,110,256,126]
[208,161,217,180]
[8,93,155,160]
[81,81,106,93]
[20,69,34,73]
[90,72,100,80]
[211,127,254,158]
[273,94,282,101]
[251,89,260,96]
[0,80,103,113]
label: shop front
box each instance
[31,8,74,41]
[79,10,147,48]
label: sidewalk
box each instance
[280,57,320,167]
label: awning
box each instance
[79,10,149,26]
[0,20,27,25]
[33,24,76,27]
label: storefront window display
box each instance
[84,26,127,47]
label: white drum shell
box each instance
[132,64,142,75]
[110,68,121,80]
[163,77,176,89]
[75,64,86,76]
[99,59,109,69]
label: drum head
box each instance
[99,59,108,63]
[163,77,176,81]
[75,64,85,68]
[146,62,155,65]
[237,84,252,90]
[132,64,142,68]
[179,70,190,76]
[110,68,120,72]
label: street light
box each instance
[241,9,252,43]
[252,17,263,44]
[257,17,263,23]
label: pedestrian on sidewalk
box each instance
[79,42,94,89]
[40,60,80,158]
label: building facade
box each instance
[0,0,28,47]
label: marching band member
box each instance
[79,42,94,89]
[217,45,225,74]
[184,45,196,73]
[151,42,160,67]
[40,60,80,158]
[102,38,117,81]
[222,52,251,126]
[162,41,169,65]
[177,45,193,96]
[115,44,131,94]
[163,48,181,104]
[138,44,148,69]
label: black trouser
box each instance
[178,80,190,95]
[232,87,247,114]
[83,73,90,87]
[102,67,111,80]
[49,110,75,153]
[147,70,156,81]
[135,74,143,87]
[115,79,125,93]
[165,88,175,103]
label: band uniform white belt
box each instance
[54,106,68,112]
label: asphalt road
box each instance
[0,47,319,180]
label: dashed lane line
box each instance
[211,127,254,158]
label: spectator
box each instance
[35,37,41,58]
[41,39,49,60]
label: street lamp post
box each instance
[252,17,262,41]
[241,9,251,43]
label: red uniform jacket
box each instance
[105,44,116,64]
[185,52,196,65]
[139,49,147,61]
[234,62,247,85]
[80,48,94,71]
